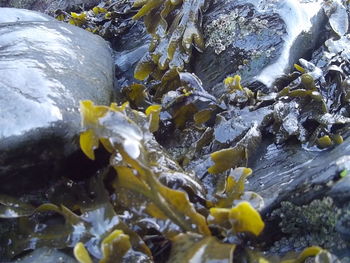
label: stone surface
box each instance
[0,8,114,194]
[0,0,101,13]
[247,137,350,210]
[247,135,350,259]
[16,248,77,263]
[193,0,327,94]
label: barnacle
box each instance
[270,198,346,253]
[133,0,206,80]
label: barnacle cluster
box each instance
[270,197,350,254]
[204,9,270,54]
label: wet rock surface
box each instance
[194,0,327,93]
[248,136,350,209]
[0,0,101,13]
[15,247,77,263]
[1,0,350,262]
[0,8,114,194]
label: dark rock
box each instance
[193,0,327,93]
[0,8,114,194]
[213,107,272,147]
[247,135,350,210]
[114,24,151,90]
[248,135,350,258]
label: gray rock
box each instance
[0,8,114,194]
[0,0,100,13]
[248,136,350,257]
[194,0,327,93]
[247,135,350,210]
[0,8,52,23]
[14,247,77,263]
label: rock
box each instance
[246,135,350,258]
[0,8,52,23]
[193,0,327,94]
[114,23,150,90]
[0,0,101,13]
[0,8,114,194]
[213,107,272,147]
[15,248,77,263]
[247,135,350,210]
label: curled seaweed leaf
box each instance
[74,242,93,263]
[215,168,253,208]
[208,147,246,174]
[69,12,87,26]
[316,135,333,149]
[228,201,264,236]
[245,246,333,262]
[80,129,99,160]
[209,201,264,236]
[2,174,151,260]
[75,231,133,263]
[100,230,132,263]
[224,75,243,92]
[281,246,324,263]
[146,104,162,132]
[123,83,149,108]
[208,124,261,174]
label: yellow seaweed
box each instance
[316,135,333,149]
[228,201,264,236]
[80,129,99,160]
[146,104,162,132]
[100,230,131,263]
[209,201,264,236]
[208,147,246,174]
[168,233,235,263]
[74,242,93,263]
[224,75,243,92]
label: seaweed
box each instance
[80,100,210,235]
[0,174,151,260]
[0,95,341,261]
[133,0,207,79]
[13,0,350,260]
[54,1,137,40]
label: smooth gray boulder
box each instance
[15,247,77,263]
[0,0,100,13]
[0,8,114,194]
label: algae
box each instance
[3,0,350,261]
